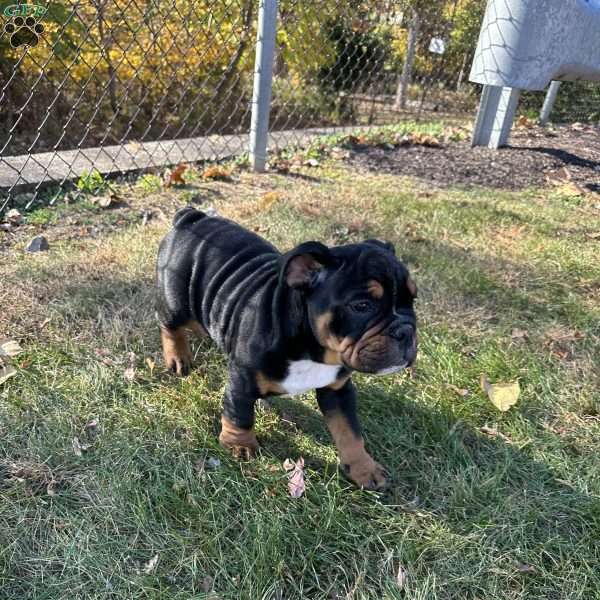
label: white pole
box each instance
[249,0,277,172]
[539,81,562,125]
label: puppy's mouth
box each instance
[341,320,416,374]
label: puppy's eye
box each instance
[349,300,373,314]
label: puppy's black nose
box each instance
[389,322,414,342]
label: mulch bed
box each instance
[346,124,600,192]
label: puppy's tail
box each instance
[172,206,207,229]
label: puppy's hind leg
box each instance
[160,324,193,376]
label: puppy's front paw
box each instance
[343,455,389,490]
[221,440,258,460]
[219,416,259,460]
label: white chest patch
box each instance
[281,360,341,395]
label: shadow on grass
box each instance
[255,377,598,586]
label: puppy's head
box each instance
[280,239,417,374]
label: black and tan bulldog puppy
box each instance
[156,207,417,489]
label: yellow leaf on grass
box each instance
[557,181,586,198]
[481,374,520,412]
[258,191,280,211]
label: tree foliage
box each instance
[2,0,594,156]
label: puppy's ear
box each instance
[365,239,396,255]
[280,241,332,288]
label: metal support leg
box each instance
[249,0,277,172]
[540,81,561,125]
[471,85,521,149]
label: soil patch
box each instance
[346,124,600,192]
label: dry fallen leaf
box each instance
[556,181,585,198]
[396,563,407,590]
[516,115,535,129]
[201,575,214,592]
[202,165,231,181]
[0,364,17,385]
[545,166,572,187]
[283,457,305,498]
[165,163,188,186]
[145,357,155,376]
[97,195,114,208]
[480,426,512,443]
[410,132,441,147]
[72,437,83,457]
[511,328,529,341]
[0,339,24,385]
[0,339,23,358]
[143,554,159,574]
[448,384,470,397]
[481,374,520,412]
[515,562,536,574]
[5,208,23,226]
[330,147,350,160]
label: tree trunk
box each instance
[213,0,254,102]
[456,52,468,91]
[394,9,420,110]
[95,0,118,115]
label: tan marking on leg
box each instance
[367,279,384,300]
[325,411,387,490]
[219,415,259,459]
[160,325,192,376]
[326,373,351,391]
[256,372,285,396]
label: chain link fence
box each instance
[2,0,598,216]
[521,81,600,125]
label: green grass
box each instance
[1,153,599,599]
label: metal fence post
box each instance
[540,81,562,125]
[249,0,277,172]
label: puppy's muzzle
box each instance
[343,320,417,374]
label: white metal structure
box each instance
[469,0,600,148]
